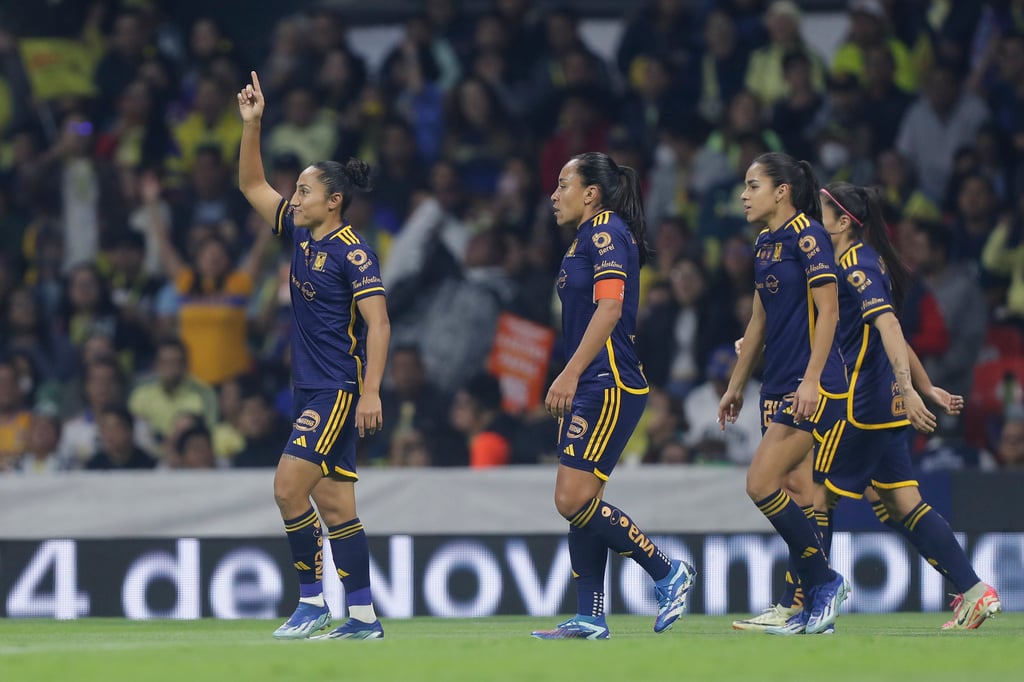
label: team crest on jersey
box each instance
[313,252,328,271]
[295,409,321,432]
[592,232,612,249]
[798,235,819,255]
[557,269,568,289]
[347,249,369,266]
[567,416,588,439]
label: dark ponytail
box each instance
[312,158,374,215]
[572,152,652,265]
[821,181,911,312]
[752,152,821,222]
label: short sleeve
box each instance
[848,265,894,323]
[273,199,295,240]
[588,228,631,282]
[342,246,387,300]
[797,226,837,288]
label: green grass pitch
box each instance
[1,614,1021,682]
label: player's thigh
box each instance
[746,422,816,497]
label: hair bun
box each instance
[344,158,373,192]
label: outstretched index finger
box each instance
[251,71,262,95]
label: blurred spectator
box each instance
[442,77,516,195]
[231,389,291,468]
[896,61,989,202]
[94,79,173,170]
[371,118,429,234]
[769,51,826,162]
[173,423,217,469]
[104,230,163,341]
[266,85,339,168]
[169,145,250,253]
[832,0,917,92]
[904,220,987,404]
[0,360,31,470]
[692,10,750,124]
[617,0,693,80]
[995,408,1024,469]
[179,17,236,108]
[58,263,150,372]
[951,173,1000,265]
[744,1,827,108]
[619,54,685,157]
[874,148,941,223]
[13,408,64,474]
[2,285,75,383]
[146,171,268,385]
[684,345,760,466]
[640,388,690,465]
[645,117,707,232]
[170,75,243,174]
[85,407,156,470]
[57,357,131,468]
[694,90,780,196]
[538,89,610,190]
[379,345,460,466]
[450,372,512,468]
[382,25,446,164]
[637,257,734,398]
[92,9,154,127]
[982,191,1024,320]
[128,337,217,445]
[860,43,915,155]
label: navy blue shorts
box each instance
[283,387,359,480]
[761,391,844,436]
[812,422,917,497]
[558,386,646,481]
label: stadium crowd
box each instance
[2,0,1024,473]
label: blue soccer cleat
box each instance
[805,572,851,635]
[531,616,610,640]
[653,560,697,633]
[312,618,384,640]
[273,602,332,639]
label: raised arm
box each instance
[237,71,285,226]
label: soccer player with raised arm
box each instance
[718,152,850,636]
[237,71,390,640]
[812,182,1001,630]
[531,152,695,640]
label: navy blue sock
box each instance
[568,524,607,619]
[328,518,372,606]
[778,569,804,609]
[283,508,323,597]
[569,498,671,581]
[902,502,981,594]
[755,490,832,588]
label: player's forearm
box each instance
[907,344,934,393]
[876,313,914,394]
[238,120,266,194]
[563,299,620,379]
[361,318,391,394]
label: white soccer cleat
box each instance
[732,604,802,631]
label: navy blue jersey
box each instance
[556,210,648,394]
[274,199,386,391]
[836,241,910,428]
[754,211,847,396]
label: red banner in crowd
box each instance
[487,312,555,414]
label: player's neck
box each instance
[310,217,343,241]
[766,203,798,232]
[578,204,605,229]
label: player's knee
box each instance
[554,489,587,520]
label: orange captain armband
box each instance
[594,278,625,302]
